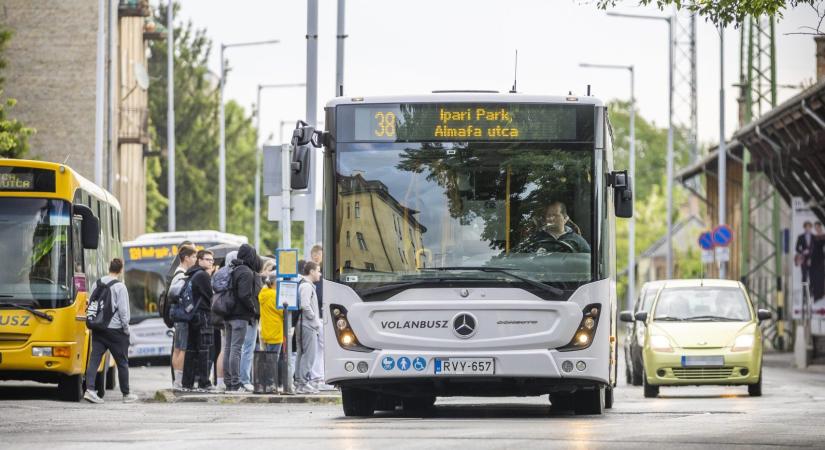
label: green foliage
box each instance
[145,2,281,252]
[0,27,34,159]
[596,0,814,27]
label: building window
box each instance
[346,231,351,247]
[356,232,367,251]
[398,247,406,264]
[365,262,376,271]
[344,260,352,269]
[354,201,361,219]
[347,202,351,219]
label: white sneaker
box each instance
[296,384,319,394]
[242,383,254,392]
[208,385,225,393]
[314,382,337,391]
[84,390,104,404]
[122,393,139,403]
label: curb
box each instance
[150,389,341,405]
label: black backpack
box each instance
[86,279,120,331]
[158,269,184,329]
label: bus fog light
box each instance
[345,361,355,372]
[576,361,586,371]
[32,347,52,357]
[562,361,574,372]
[356,361,369,373]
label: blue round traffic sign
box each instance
[698,231,714,250]
[712,224,733,247]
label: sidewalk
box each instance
[762,349,825,374]
[151,389,341,404]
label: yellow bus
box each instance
[0,159,122,401]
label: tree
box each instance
[0,26,34,158]
[596,0,815,27]
[145,3,283,252]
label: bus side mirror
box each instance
[291,146,310,190]
[73,204,99,250]
[634,311,648,322]
[609,170,633,218]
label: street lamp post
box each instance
[607,12,674,279]
[254,82,306,253]
[580,62,635,310]
[219,38,280,232]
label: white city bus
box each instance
[123,230,247,360]
[314,93,632,416]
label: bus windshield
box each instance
[0,198,72,308]
[335,142,593,297]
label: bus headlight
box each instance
[558,304,601,352]
[32,347,52,357]
[330,305,373,353]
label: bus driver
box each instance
[518,201,591,254]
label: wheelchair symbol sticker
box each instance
[413,357,427,371]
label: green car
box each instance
[620,279,772,398]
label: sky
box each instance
[167,0,819,152]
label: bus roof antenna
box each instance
[509,50,518,93]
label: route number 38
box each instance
[373,112,396,138]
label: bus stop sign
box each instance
[712,225,733,247]
[698,231,714,250]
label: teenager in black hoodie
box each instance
[223,244,262,392]
[181,250,215,390]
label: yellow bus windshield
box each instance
[0,198,73,308]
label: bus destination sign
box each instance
[0,173,34,190]
[344,103,591,143]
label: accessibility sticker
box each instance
[381,356,395,370]
[397,356,411,371]
[413,357,427,371]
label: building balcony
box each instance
[119,107,149,145]
[119,0,151,17]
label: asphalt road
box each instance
[1,352,824,449]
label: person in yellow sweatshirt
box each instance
[259,273,284,359]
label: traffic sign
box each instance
[712,224,733,247]
[698,231,714,250]
[715,246,730,263]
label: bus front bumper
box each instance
[0,341,83,380]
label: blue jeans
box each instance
[223,320,247,390]
[240,319,257,385]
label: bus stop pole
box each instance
[283,302,293,394]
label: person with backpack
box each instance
[169,245,198,390]
[180,249,215,391]
[83,258,137,404]
[223,244,262,393]
[295,261,322,394]
[210,250,237,391]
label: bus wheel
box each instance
[57,374,83,402]
[375,394,400,412]
[605,386,614,409]
[341,387,377,417]
[105,366,117,390]
[401,395,436,412]
[573,386,605,415]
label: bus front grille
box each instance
[0,333,31,348]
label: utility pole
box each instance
[107,0,117,192]
[304,0,319,258]
[94,0,106,186]
[718,27,727,278]
[335,0,346,96]
[167,0,176,231]
[218,39,280,232]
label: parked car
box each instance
[620,279,771,398]
[622,280,665,386]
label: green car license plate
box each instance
[681,355,724,367]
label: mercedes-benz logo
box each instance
[452,313,478,339]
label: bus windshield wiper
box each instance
[423,266,564,297]
[684,315,740,322]
[358,277,476,298]
[0,302,54,322]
